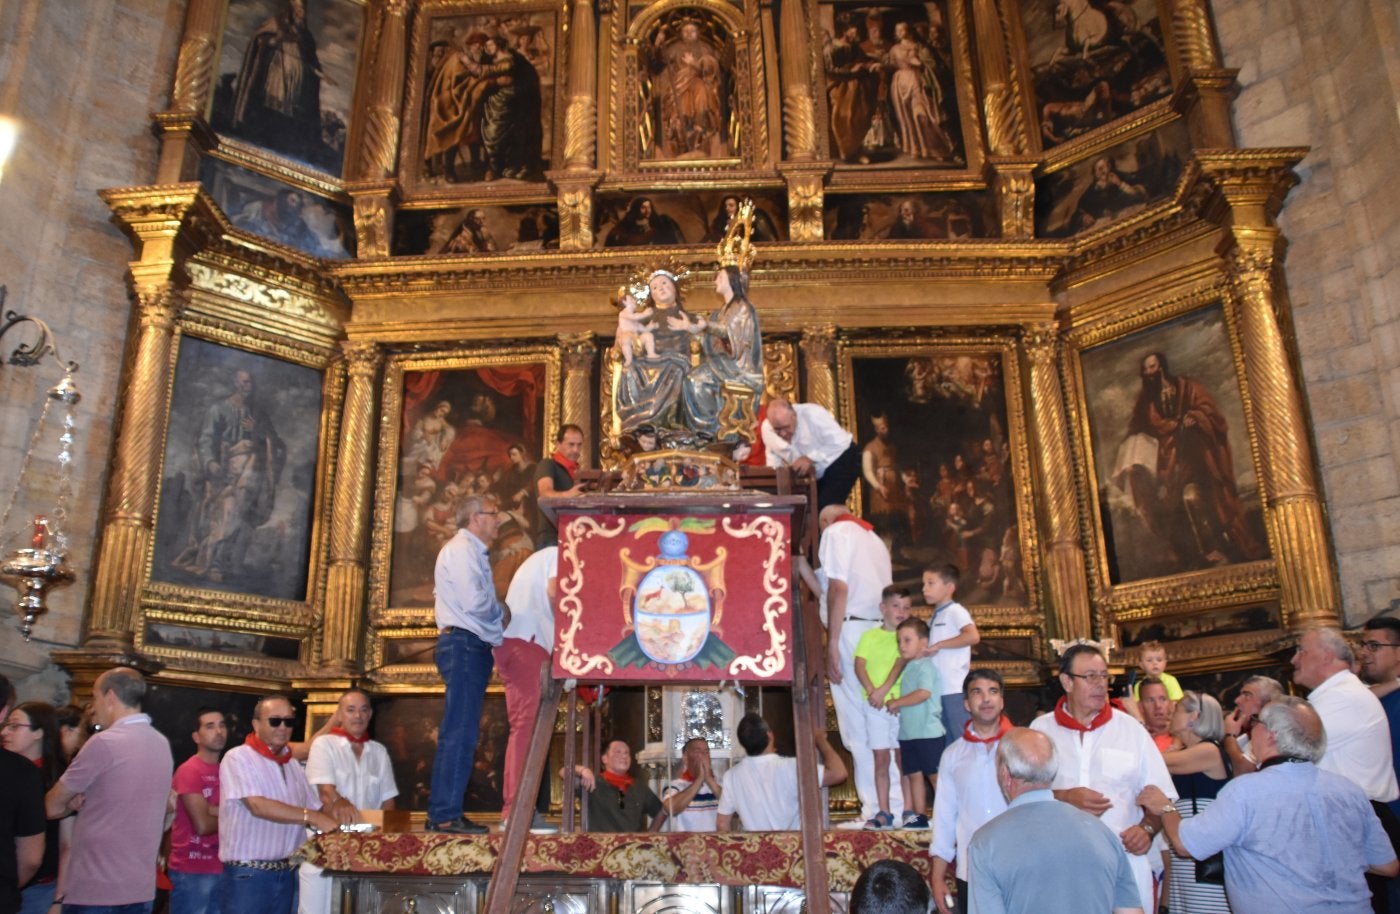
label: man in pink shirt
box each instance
[218,695,336,914]
[45,667,174,914]
[169,708,228,914]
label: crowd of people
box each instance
[6,410,1400,914]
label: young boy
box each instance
[1131,640,1183,700]
[921,565,979,742]
[884,617,943,828]
[853,584,912,829]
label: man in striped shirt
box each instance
[219,694,337,914]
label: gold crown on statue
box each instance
[1050,636,1116,657]
[716,198,757,274]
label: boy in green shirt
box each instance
[853,584,912,829]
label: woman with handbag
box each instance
[1161,691,1232,913]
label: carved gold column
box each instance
[321,340,383,675]
[1022,324,1091,639]
[356,0,409,180]
[559,333,597,456]
[969,0,1026,156]
[990,157,1037,239]
[87,188,216,649]
[1170,0,1237,148]
[347,182,396,259]
[778,0,817,161]
[563,0,599,171]
[1200,152,1340,629]
[800,325,838,413]
[154,0,223,182]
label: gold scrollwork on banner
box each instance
[556,517,628,677]
[721,516,790,679]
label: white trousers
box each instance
[831,618,905,821]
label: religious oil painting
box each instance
[381,357,556,610]
[819,1,966,168]
[1016,0,1171,150]
[1116,602,1282,649]
[596,192,786,248]
[374,695,508,813]
[209,0,365,175]
[151,336,324,601]
[842,346,1028,604]
[824,191,990,240]
[1079,305,1270,585]
[200,157,355,258]
[414,5,562,186]
[1035,118,1187,238]
[639,8,739,163]
[391,202,560,256]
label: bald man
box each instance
[761,397,862,509]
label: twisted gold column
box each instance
[969,0,1026,156]
[563,0,598,171]
[321,341,383,674]
[778,0,817,161]
[1023,324,1091,640]
[355,0,409,180]
[560,333,596,458]
[800,325,838,412]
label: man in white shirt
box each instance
[301,689,398,914]
[427,494,508,834]
[930,669,1011,914]
[495,545,559,832]
[817,503,902,823]
[761,397,862,509]
[716,713,846,831]
[1029,644,1176,913]
[1291,627,1399,803]
[659,737,722,832]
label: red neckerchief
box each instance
[30,756,43,769]
[245,732,293,765]
[1052,696,1114,732]
[602,769,634,793]
[831,513,874,531]
[330,727,368,745]
[552,451,579,477]
[963,715,1013,744]
[678,770,696,782]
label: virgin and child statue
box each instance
[612,200,765,452]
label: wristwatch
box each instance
[1139,821,1157,837]
[1160,803,1179,817]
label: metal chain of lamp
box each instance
[0,289,81,640]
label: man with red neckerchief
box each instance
[219,694,336,914]
[579,740,663,832]
[816,502,903,824]
[532,424,585,548]
[930,669,1012,914]
[300,689,398,914]
[1030,644,1175,914]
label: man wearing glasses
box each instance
[218,694,337,914]
[427,494,508,834]
[1361,615,1400,913]
[1030,644,1175,914]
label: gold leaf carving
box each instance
[358,106,401,179]
[171,37,214,113]
[1172,0,1219,72]
[564,96,598,170]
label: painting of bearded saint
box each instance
[649,19,732,160]
[1083,309,1269,583]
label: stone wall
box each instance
[0,0,180,697]
[1212,0,1400,624]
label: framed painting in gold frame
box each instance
[835,334,1041,629]
[1067,290,1274,619]
[399,0,568,200]
[368,346,562,641]
[138,322,342,675]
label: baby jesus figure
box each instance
[614,287,658,366]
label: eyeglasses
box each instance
[1064,671,1112,684]
[1,722,37,731]
[1360,640,1400,652]
[476,510,500,517]
[260,717,296,728]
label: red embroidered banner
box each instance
[553,512,793,682]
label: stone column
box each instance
[320,340,383,675]
[559,333,597,455]
[778,0,817,161]
[1201,151,1339,630]
[86,189,215,649]
[800,324,839,413]
[1022,324,1092,640]
[563,0,599,171]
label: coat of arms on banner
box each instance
[553,512,793,682]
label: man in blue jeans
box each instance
[427,494,508,834]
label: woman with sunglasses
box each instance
[3,702,73,914]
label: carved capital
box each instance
[341,339,382,376]
[799,324,838,364]
[991,158,1038,239]
[781,165,831,243]
[134,285,186,330]
[1021,322,1058,362]
[559,332,598,372]
[352,194,392,258]
[557,183,598,251]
